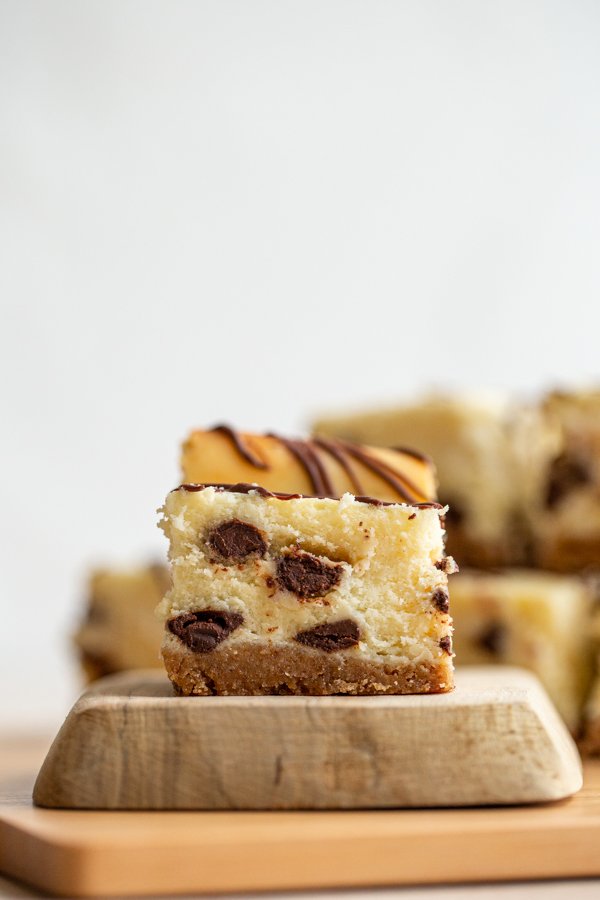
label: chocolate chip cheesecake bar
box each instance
[582,603,600,754]
[74,564,168,681]
[450,569,594,731]
[583,668,600,754]
[158,484,453,696]
[528,390,600,571]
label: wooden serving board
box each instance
[1,763,600,897]
[33,667,581,809]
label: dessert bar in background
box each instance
[584,675,600,754]
[529,391,600,571]
[450,569,594,732]
[158,483,454,696]
[582,601,600,753]
[314,387,600,750]
[74,564,169,681]
[314,388,600,573]
[313,393,555,568]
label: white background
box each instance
[1,0,600,728]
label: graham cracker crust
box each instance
[161,635,454,696]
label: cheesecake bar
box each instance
[158,484,454,696]
[74,564,169,681]
[450,569,594,731]
[313,394,535,567]
[181,424,437,505]
[583,674,600,755]
[528,390,600,571]
[582,602,600,754]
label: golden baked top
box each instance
[180,424,437,505]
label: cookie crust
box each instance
[162,634,454,697]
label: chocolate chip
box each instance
[84,602,108,625]
[439,636,453,655]
[207,519,267,561]
[477,622,506,657]
[80,650,118,678]
[545,453,591,509]
[295,619,360,652]
[168,610,243,653]
[276,550,343,599]
[443,498,465,527]
[432,589,450,613]
[434,557,459,574]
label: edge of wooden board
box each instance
[1,762,599,897]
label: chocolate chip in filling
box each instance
[207,519,267,562]
[544,453,591,509]
[295,619,360,652]
[443,498,465,527]
[435,556,459,574]
[439,635,453,655]
[276,550,343,599]
[168,610,244,653]
[431,588,449,613]
[477,621,506,657]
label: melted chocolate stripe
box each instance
[175,482,299,498]
[267,434,336,497]
[210,424,269,469]
[337,441,429,503]
[173,482,442,510]
[313,437,365,495]
[391,445,433,465]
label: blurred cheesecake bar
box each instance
[528,390,600,571]
[158,483,453,696]
[583,676,600,755]
[313,394,537,567]
[74,564,169,681]
[181,424,437,504]
[582,602,600,754]
[450,569,594,731]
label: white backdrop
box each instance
[2,0,600,727]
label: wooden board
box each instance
[1,762,600,897]
[32,667,582,809]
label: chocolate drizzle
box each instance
[174,482,442,510]
[271,432,430,503]
[391,445,432,464]
[176,482,302,499]
[210,425,269,469]
[186,425,435,504]
[333,439,430,503]
[269,434,336,497]
[312,437,365,495]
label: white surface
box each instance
[1,0,600,727]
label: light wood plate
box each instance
[1,763,600,896]
[32,667,581,810]
[0,669,598,898]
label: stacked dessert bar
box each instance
[314,388,600,748]
[157,426,455,696]
[74,564,168,680]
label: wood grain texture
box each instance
[1,764,600,897]
[32,667,581,809]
